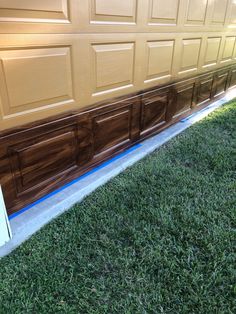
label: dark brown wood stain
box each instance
[0,64,235,215]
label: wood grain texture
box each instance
[140,88,169,137]
[0,64,234,215]
[173,82,195,117]
[229,68,236,88]
[213,69,229,97]
[196,77,214,105]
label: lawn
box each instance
[0,101,235,314]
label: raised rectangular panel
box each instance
[9,125,78,193]
[93,107,132,155]
[229,2,236,25]
[0,46,73,117]
[149,0,179,24]
[211,0,228,24]
[197,78,213,104]
[179,39,201,74]
[221,37,235,62]
[214,71,229,96]
[0,0,69,22]
[91,0,137,23]
[0,113,95,214]
[203,37,221,67]
[141,91,169,135]
[92,43,134,94]
[229,68,236,88]
[233,41,236,59]
[174,83,194,117]
[186,0,208,24]
[146,41,174,82]
[0,63,234,215]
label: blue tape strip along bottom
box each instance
[9,143,142,221]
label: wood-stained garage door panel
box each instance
[214,71,229,97]
[229,68,236,88]
[174,83,194,117]
[197,78,213,105]
[9,126,78,193]
[141,91,169,134]
[93,107,132,155]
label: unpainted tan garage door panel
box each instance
[0,0,235,33]
[0,47,74,116]
[0,1,236,130]
[0,0,69,22]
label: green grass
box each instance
[0,102,235,314]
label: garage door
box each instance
[0,0,236,214]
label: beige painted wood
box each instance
[0,0,70,24]
[145,40,174,82]
[149,0,180,25]
[0,0,236,33]
[92,42,135,94]
[185,0,208,25]
[221,36,236,62]
[211,0,229,25]
[91,0,137,23]
[0,0,236,130]
[0,47,73,114]
[202,37,222,68]
[178,38,202,75]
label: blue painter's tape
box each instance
[9,143,142,221]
